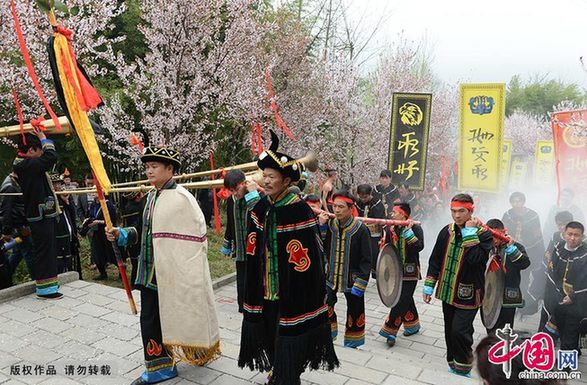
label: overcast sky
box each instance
[346,0,587,86]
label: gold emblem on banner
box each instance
[399,103,423,126]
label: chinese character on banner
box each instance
[387,93,432,191]
[551,110,587,204]
[533,140,555,185]
[458,83,505,192]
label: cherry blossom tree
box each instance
[0,0,124,123]
[97,0,270,173]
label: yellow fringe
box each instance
[163,340,221,367]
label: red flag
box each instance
[265,68,296,141]
[551,110,587,204]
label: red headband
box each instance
[393,206,410,219]
[451,201,474,211]
[334,196,358,217]
[334,196,355,205]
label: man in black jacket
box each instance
[543,221,587,351]
[13,128,62,299]
[484,219,531,335]
[324,190,372,348]
[0,172,35,281]
[422,193,492,377]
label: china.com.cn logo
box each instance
[488,324,581,380]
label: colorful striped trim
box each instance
[508,249,524,263]
[403,319,420,329]
[329,218,362,292]
[279,304,328,327]
[379,324,398,338]
[243,303,263,314]
[353,278,368,293]
[250,212,264,230]
[452,359,473,374]
[403,229,418,245]
[146,357,175,372]
[344,331,365,347]
[331,321,338,341]
[461,233,480,248]
[276,218,317,233]
[36,277,58,285]
[424,276,437,288]
[152,232,206,242]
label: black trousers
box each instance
[553,303,584,351]
[139,288,174,371]
[486,307,516,335]
[442,302,478,374]
[327,288,366,347]
[381,280,420,337]
[29,218,58,282]
[236,261,246,313]
[92,226,115,277]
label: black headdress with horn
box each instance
[257,129,304,182]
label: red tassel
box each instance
[209,151,221,235]
[130,133,144,153]
[10,0,61,130]
[55,26,102,111]
[256,122,263,155]
[488,257,501,273]
[30,116,47,131]
[11,90,26,144]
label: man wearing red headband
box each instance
[484,219,530,335]
[423,193,492,377]
[324,190,372,348]
[379,202,424,347]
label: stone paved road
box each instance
[0,277,585,385]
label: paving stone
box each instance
[10,298,53,312]
[2,308,45,324]
[73,303,112,318]
[0,334,29,353]
[23,330,69,349]
[31,317,72,334]
[92,337,141,358]
[58,340,103,360]
[59,326,106,345]
[59,287,89,299]
[39,305,79,321]
[206,357,256,381]
[417,367,477,385]
[76,294,115,307]
[0,304,18,315]
[208,374,251,385]
[301,369,350,385]
[99,311,137,327]
[333,360,387,383]
[12,345,62,365]
[96,323,140,342]
[365,355,422,379]
[178,363,222,385]
[38,376,84,385]
[68,313,112,330]
[1,320,36,339]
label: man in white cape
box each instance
[108,146,220,385]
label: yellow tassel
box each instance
[163,340,221,367]
[53,34,111,193]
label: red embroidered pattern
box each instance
[246,233,257,256]
[286,239,311,272]
[146,339,162,356]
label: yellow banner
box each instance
[458,83,505,192]
[500,139,512,186]
[533,140,555,184]
[510,155,529,190]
